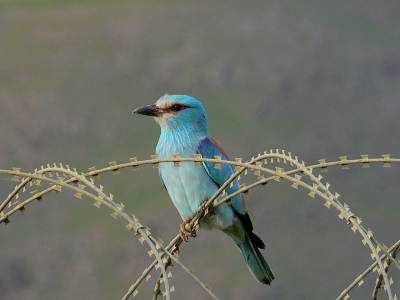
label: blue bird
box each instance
[133,94,274,285]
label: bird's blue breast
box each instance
[156,133,218,220]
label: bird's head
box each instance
[133,94,209,135]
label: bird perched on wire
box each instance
[133,94,274,285]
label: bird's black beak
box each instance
[133,104,162,117]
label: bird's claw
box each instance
[197,200,208,215]
[180,218,196,242]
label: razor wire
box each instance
[1,151,399,299]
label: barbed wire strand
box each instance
[336,240,400,300]
[1,152,399,299]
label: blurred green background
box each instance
[1,0,399,299]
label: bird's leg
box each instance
[197,200,208,215]
[179,200,210,242]
[179,218,193,242]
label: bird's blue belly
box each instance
[159,161,216,219]
[156,133,235,229]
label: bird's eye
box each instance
[171,104,186,111]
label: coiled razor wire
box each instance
[1,150,399,299]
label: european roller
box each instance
[133,94,274,285]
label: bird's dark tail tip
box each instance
[239,232,275,285]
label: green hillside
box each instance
[1,1,399,299]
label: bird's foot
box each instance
[197,200,208,215]
[179,218,196,242]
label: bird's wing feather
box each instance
[197,137,247,215]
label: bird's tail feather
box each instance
[238,232,274,285]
